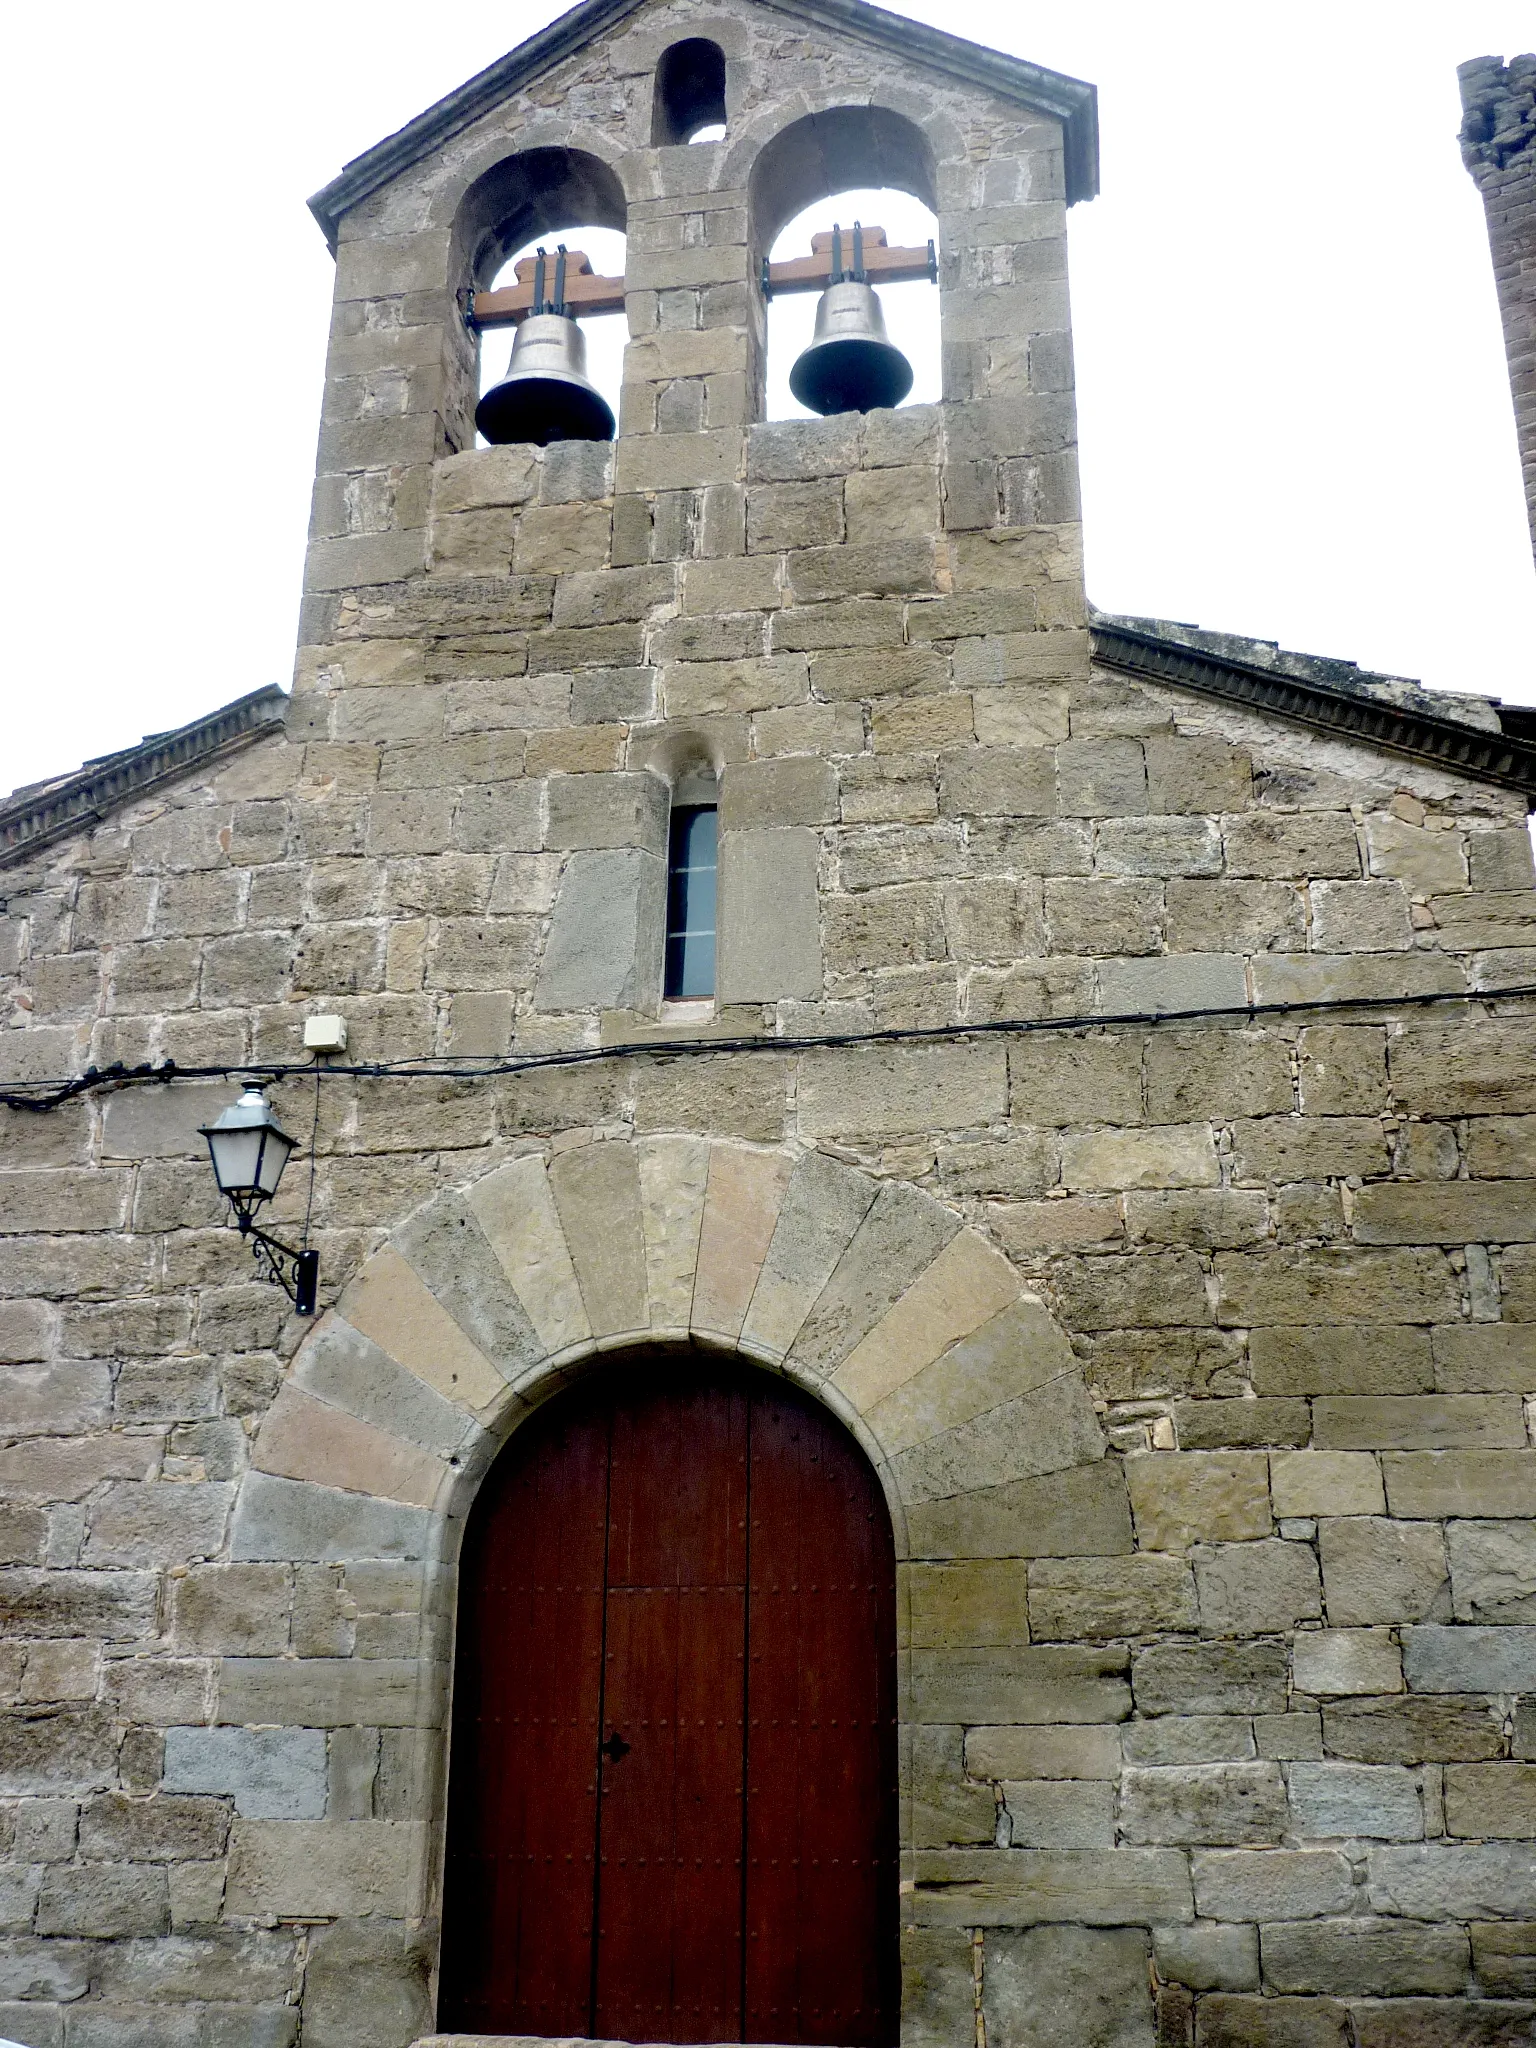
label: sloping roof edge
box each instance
[0,687,290,873]
[306,0,1099,249]
[1092,616,1536,798]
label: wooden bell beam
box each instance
[466,227,936,330]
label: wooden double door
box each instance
[439,1363,899,2045]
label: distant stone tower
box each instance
[1461,53,1536,560]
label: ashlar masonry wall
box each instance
[3,2,1536,2044]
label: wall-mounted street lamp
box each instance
[199,1085,319,1315]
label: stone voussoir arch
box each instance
[231,1135,1108,1580]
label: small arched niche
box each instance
[749,106,941,423]
[652,37,728,145]
[449,146,627,452]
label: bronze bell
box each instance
[475,247,616,446]
[789,222,914,417]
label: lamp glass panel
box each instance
[208,1126,266,1197]
[255,1126,295,1198]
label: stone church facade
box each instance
[3,4,1536,2045]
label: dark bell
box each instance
[476,311,615,446]
[789,280,914,417]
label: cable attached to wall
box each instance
[2,979,1533,1115]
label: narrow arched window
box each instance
[664,794,717,999]
[652,38,727,146]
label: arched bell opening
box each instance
[437,1347,900,2046]
[447,146,627,452]
[748,108,941,424]
[652,37,728,146]
[476,224,628,446]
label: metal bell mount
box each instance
[788,223,915,418]
[475,246,616,447]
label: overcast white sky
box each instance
[2,2,1532,799]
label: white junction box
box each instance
[303,1014,348,1054]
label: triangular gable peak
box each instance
[308,0,1099,248]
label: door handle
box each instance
[600,1730,631,1763]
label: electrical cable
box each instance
[2,979,1533,1114]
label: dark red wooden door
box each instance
[439,1363,898,2046]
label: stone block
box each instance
[1027,1556,1196,1641]
[1261,1917,1468,1996]
[1354,1179,1536,1245]
[82,1482,233,1568]
[1314,1395,1525,1451]
[217,1657,422,1729]
[163,1726,326,1821]
[715,826,822,1001]
[1253,1329,1433,1398]
[1432,1323,1536,1394]
[1122,1762,1287,1845]
[832,1230,1024,1418]
[1192,1847,1353,1921]
[35,1862,168,1937]
[1289,1761,1423,1839]
[912,1847,1191,1927]
[294,1320,475,1466]
[1447,1519,1536,1622]
[1195,1995,1351,2047]
[0,1361,111,1440]
[909,1645,1131,1725]
[890,1377,1103,1506]
[1193,1539,1321,1634]
[253,1387,446,1512]
[663,653,804,715]
[535,847,666,1011]
[1230,1115,1390,1184]
[1127,1454,1272,1551]
[225,1820,417,1919]
[1133,1642,1290,1717]
[548,1142,647,1339]
[77,1790,228,1864]
[1293,1629,1403,1697]
[1254,1713,1324,1760]
[1099,817,1224,880]
[394,1188,543,1380]
[984,1925,1153,2045]
[1403,1625,1536,1692]
[338,1247,507,1418]
[798,1042,1006,1141]
[300,1916,432,2048]
[1061,1125,1219,1193]
[1323,1694,1504,1764]
[1319,1517,1448,1626]
[1173,1399,1309,1449]
[1383,1451,1536,1518]
[544,771,667,853]
[907,1451,1134,1563]
[1154,1922,1259,1991]
[231,1474,431,1563]
[722,755,835,831]
[1391,1020,1536,1117]
[966,1725,1121,1780]
[824,882,947,971]
[1144,1030,1294,1123]
[1052,1253,1213,1333]
[1444,1763,1536,1839]
[902,1925,975,2048]
[1471,1924,1536,1997]
[1215,1249,1461,1328]
[908,1560,1030,1649]
[1008,1032,1144,1125]
[1002,1777,1116,1847]
[1099,954,1248,1017]
[1367,1842,1536,1919]
[1124,1717,1256,1766]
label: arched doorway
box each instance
[439,1358,900,2046]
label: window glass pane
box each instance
[665,803,717,999]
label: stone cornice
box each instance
[1091,618,1536,797]
[0,687,289,871]
[306,0,1100,248]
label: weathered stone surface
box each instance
[254,1387,446,1511]
[1314,1393,1526,1451]
[985,1925,1153,2046]
[1193,1539,1321,1635]
[1320,1517,1449,1625]
[216,1658,423,1728]
[1368,1843,1536,1919]
[717,827,822,1000]
[912,1847,1192,1927]
[301,1917,433,2048]
[1288,1761,1424,1839]
[1154,1921,1259,1992]
[908,1460,1135,1561]
[865,1296,1075,1460]
[36,1861,169,1937]
[1192,1847,1354,1921]
[232,1473,432,1563]
[535,848,666,1011]
[548,1142,647,1337]
[1403,1625,1536,1692]
[1121,1763,1288,1845]
[790,1181,961,1378]
[1028,1556,1196,1641]
[908,1560,1030,1649]
[1002,1777,1116,1847]
[1270,1452,1386,1519]
[1194,1995,1351,2048]
[691,1146,791,1340]
[1127,1454,1272,1551]
[890,1374,1102,1505]
[1383,1450,1536,1519]
[1445,1763,1536,1840]
[967,1724,1121,1781]
[1133,1642,1290,1716]
[1123,1715,1255,1766]
[1323,1694,1505,1764]
[740,1149,877,1358]
[901,1925,976,2048]
[1292,1629,1403,1697]
[1446,1519,1536,1621]
[799,1042,1007,1140]
[163,1726,327,1820]
[1251,1328,1434,1398]
[225,1820,419,1917]
[910,1644,1131,1725]
[394,1189,543,1378]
